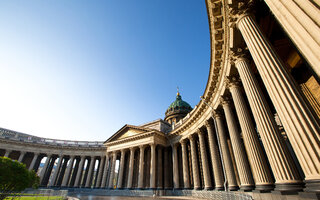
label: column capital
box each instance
[228,0,255,25]
[225,75,242,89]
[120,149,126,154]
[150,143,156,148]
[139,145,146,150]
[180,139,187,145]
[197,128,204,137]
[220,95,232,106]
[211,110,222,119]
[129,147,136,151]
[188,134,195,142]
[229,47,249,63]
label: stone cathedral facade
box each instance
[1,0,320,199]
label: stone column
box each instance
[49,155,63,187]
[233,56,303,191]
[127,148,135,189]
[172,143,180,189]
[117,150,126,189]
[4,150,11,157]
[237,13,320,186]
[150,144,156,189]
[85,156,95,188]
[101,154,110,188]
[62,156,75,187]
[263,0,320,77]
[205,121,224,190]
[96,156,105,188]
[138,145,145,189]
[229,80,275,191]
[29,153,39,171]
[157,146,163,189]
[40,154,52,185]
[163,148,170,189]
[189,135,201,190]
[198,129,213,190]
[221,97,255,190]
[213,112,238,190]
[181,139,190,189]
[109,152,117,189]
[74,156,85,187]
[18,151,26,162]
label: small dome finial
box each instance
[177,86,180,96]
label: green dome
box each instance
[165,93,192,116]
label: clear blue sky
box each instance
[0,0,210,141]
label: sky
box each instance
[0,0,210,141]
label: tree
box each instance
[0,156,39,200]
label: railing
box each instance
[0,127,104,148]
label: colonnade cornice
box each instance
[0,138,106,153]
[169,0,231,139]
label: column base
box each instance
[228,185,239,191]
[255,184,274,192]
[215,186,224,191]
[240,185,255,192]
[304,179,320,193]
[274,182,304,193]
[193,187,201,190]
[204,186,213,190]
[157,187,164,190]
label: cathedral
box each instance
[1,0,320,199]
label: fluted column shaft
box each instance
[40,154,52,184]
[18,151,26,162]
[222,99,254,190]
[206,122,224,190]
[150,144,156,189]
[189,135,201,189]
[74,156,85,187]
[117,150,126,189]
[198,130,213,189]
[181,140,190,189]
[108,153,117,188]
[96,156,105,187]
[157,147,163,189]
[263,0,320,77]
[85,156,95,188]
[29,153,39,171]
[214,113,238,190]
[62,156,75,187]
[127,148,135,188]
[138,146,145,189]
[49,155,63,187]
[172,143,180,189]
[234,57,302,190]
[229,83,274,190]
[164,149,170,189]
[101,155,109,188]
[237,14,320,181]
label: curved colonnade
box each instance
[0,0,320,199]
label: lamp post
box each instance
[200,96,228,191]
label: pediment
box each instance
[105,124,150,143]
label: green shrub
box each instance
[0,157,39,200]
